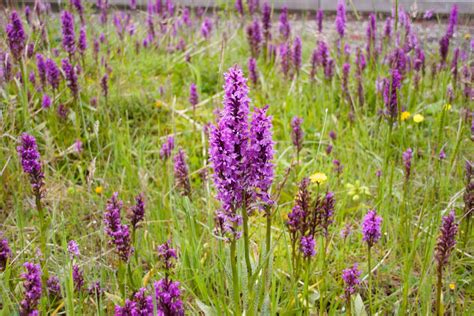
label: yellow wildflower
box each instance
[155,100,163,108]
[444,103,452,111]
[464,33,471,40]
[95,186,103,194]
[413,114,424,123]
[401,111,411,121]
[449,283,455,290]
[310,172,327,185]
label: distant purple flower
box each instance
[279,6,290,41]
[376,169,382,178]
[246,19,262,58]
[0,232,11,270]
[300,235,316,258]
[279,43,291,77]
[73,264,84,291]
[262,2,272,44]
[88,281,104,299]
[248,105,274,205]
[324,59,334,79]
[57,104,69,119]
[104,192,134,262]
[20,262,42,316]
[101,73,108,98]
[173,149,191,196]
[71,0,84,23]
[47,275,62,298]
[78,26,87,56]
[402,148,413,181]
[6,11,26,60]
[26,44,35,58]
[160,136,175,160]
[41,94,51,109]
[36,54,46,89]
[130,0,137,10]
[362,209,382,247]
[316,191,336,236]
[333,159,343,175]
[423,10,433,20]
[316,9,323,33]
[291,116,303,155]
[342,263,361,299]
[384,17,392,39]
[129,193,145,230]
[74,139,83,154]
[157,240,178,271]
[17,133,44,195]
[235,0,243,15]
[182,8,191,27]
[62,58,79,98]
[435,210,458,269]
[342,63,350,98]
[439,35,450,66]
[383,68,402,120]
[201,18,213,39]
[248,57,258,85]
[45,58,60,90]
[115,300,137,316]
[61,11,76,56]
[68,240,80,258]
[134,288,154,315]
[326,144,333,155]
[293,36,302,74]
[154,278,184,315]
[446,5,458,38]
[335,0,346,38]
[439,149,446,160]
[25,6,32,24]
[340,223,352,240]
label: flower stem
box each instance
[319,236,327,316]
[242,198,252,277]
[368,245,373,316]
[436,265,443,316]
[230,239,241,315]
[35,193,48,285]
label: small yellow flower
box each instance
[401,111,411,121]
[155,100,163,108]
[444,103,452,111]
[413,114,424,123]
[449,283,455,290]
[464,33,471,40]
[95,186,103,194]
[310,172,327,185]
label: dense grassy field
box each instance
[0,1,472,315]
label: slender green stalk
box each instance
[35,194,48,284]
[368,245,373,316]
[242,197,252,277]
[436,266,443,316]
[230,239,241,315]
[319,236,327,316]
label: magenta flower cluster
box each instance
[104,192,134,261]
[17,133,44,195]
[362,209,383,248]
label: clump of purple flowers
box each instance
[160,136,175,160]
[246,19,262,58]
[61,11,76,57]
[67,240,80,258]
[335,0,346,38]
[262,2,272,47]
[293,36,302,75]
[201,18,213,39]
[6,11,26,60]
[189,83,199,111]
[316,9,323,33]
[47,275,62,298]
[62,58,79,98]
[73,264,84,292]
[248,105,274,205]
[300,235,316,258]
[104,192,134,262]
[291,116,304,160]
[157,240,178,271]
[402,148,413,181]
[248,57,258,85]
[20,262,42,316]
[17,133,44,195]
[154,278,184,315]
[279,6,290,41]
[342,263,361,301]
[45,58,60,91]
[362,209,382,248]
[129,193,145,230]
[0,232,11,270]
[435,210,458,270]
[173,149,191,197]
[383,68,402,121]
